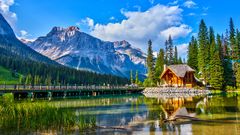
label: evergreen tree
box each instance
[135,70,139,85]
[209,27,216,58]
[209,27,216,81]
[236,63,240,89]
[209,50,224,90]
[25,74,32,85]
[45,75,52,86]
[236,29,240,60]
[130,70,134,84]
[198,19,209,83]
[155,49,164,84]
[223,30,230,58]
[223,59,234,87]
[144,40,155,86]
[174,46,178,64]
[164,40,169,65]
[178,57,183,64]
[209,30,224,90]
[188,36,198,71]
[217,34,224,62]
[229,18,238,59]
[19,75,24,84]
[168,35,174,65]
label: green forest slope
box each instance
[0,66,20,84]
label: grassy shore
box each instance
[0,93,96,132]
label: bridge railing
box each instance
[0,85,141,91]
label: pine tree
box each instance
[178,57,183,64]
[223,58,234,87]
[155,49,164,84]
[209,30,224,90]
[144,40,155,86]
[236,63,240,89]
[19,75,24,84]
[168,35,174,65]
[209,50,224,90]
[130,70,134,84]
[198,19,209,83]
[229,18,238,60]
[209,27,216,82]
[217,34,224,62]
[223,30,230,58]
[236,29,240,60]
[135,70,139,85]
[174,46,178,64]
[164,40,169,65]
[188,36,198,71]
[25,74,32,85]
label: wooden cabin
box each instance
[160,64,196,88]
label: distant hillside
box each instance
[0,13,129,85]
[0,13,58,65]
[0,66,20,85]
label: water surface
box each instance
[0,92,240,135]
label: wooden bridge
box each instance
[0,85,144,99]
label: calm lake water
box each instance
[1,92,240,135]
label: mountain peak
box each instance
[48,26,80,37]
[67,26,80,31]
[0,13,15,37]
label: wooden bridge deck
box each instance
[0,85,144,98]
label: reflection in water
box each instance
[0,93,239,134]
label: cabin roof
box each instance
[161,64,195,78]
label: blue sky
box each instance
[1,0,240,58]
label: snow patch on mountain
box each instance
[29,26,147,79]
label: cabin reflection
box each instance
[159,96,202,118]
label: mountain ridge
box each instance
[0,14,58,65]
[29,26,147,79]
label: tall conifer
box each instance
[155,49,164,84]
[188,36,198,72]
[198,19,209,83]
[145,40,155,85]
[174,46,178,64]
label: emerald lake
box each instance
[0,92,240,135]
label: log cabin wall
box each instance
[161,68,196,88]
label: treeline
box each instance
[143,37,183,87]
[143,18,240,90]
[187,18,240,90]
[0,54,129,86]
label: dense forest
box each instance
[143,36,184,87]
[0,54,129,86]
[144,18,240,90]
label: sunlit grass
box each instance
[0,93,96,131]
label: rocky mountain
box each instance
[0,14,58,65]
[114,40,146,65]
[29,26,147,79]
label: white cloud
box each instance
[176,43,188,59]
[168,0,178,5]
[77,17,94,29]
[91,4,192,51]
[0,0,17,28]
[160,24,192,39]
[20,30,27,37]
[183,0,197,8]
[153,51,158,58]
